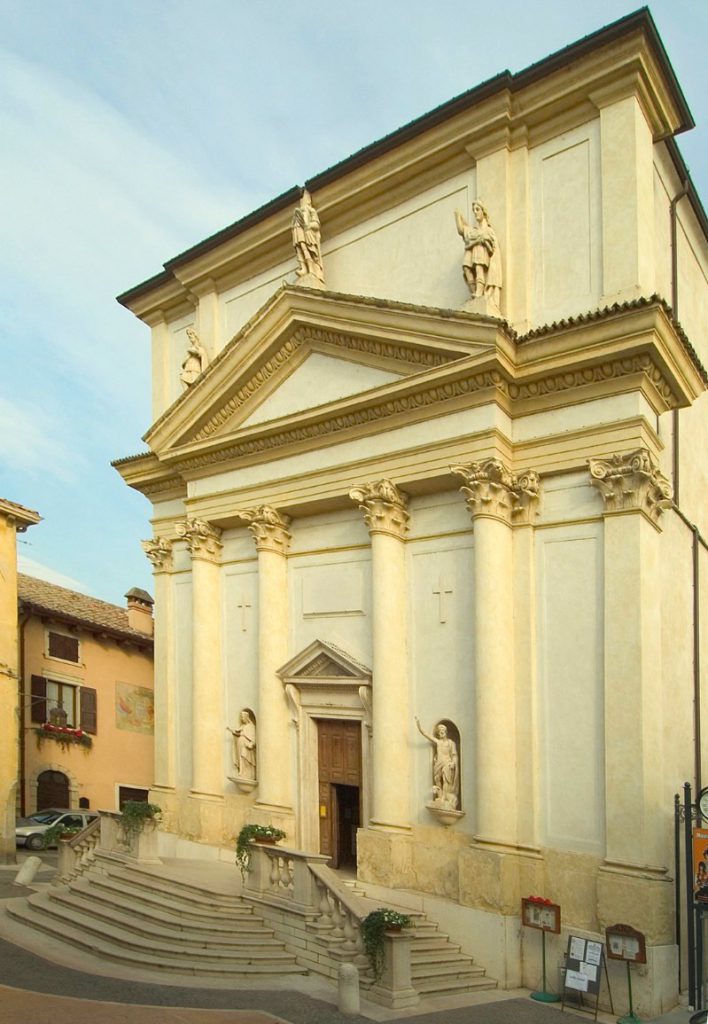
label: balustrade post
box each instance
[370,931,419,1009]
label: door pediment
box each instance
[145,285,498,455]
[278,639,371,685]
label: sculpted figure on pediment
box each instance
[180,328,209,389]
[292,189,325,288]
[455,201,502,316]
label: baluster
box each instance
[278,856,291,894]
[269,852,279,893]
[312,879,335,931]
[330,897,345,942]
[341,906,358,953]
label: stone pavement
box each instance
[0,854,695,1024]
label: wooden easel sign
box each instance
[561,934,614,1021]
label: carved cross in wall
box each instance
[237,597,252,632]
[432,576,453,624]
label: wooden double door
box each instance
[317,719,361,869]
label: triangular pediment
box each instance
[145,286,499,455]
[278,639,371,683]
[240,351,404,429]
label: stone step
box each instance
[414,973,497,995]
[68,876,260,933]
[78,873,250,923]
[49,889,279,949]
[6,898,306,978]
[21,893,296,965]
[411,949,478,967]
[95,861,243,910]
[68,876,258,934]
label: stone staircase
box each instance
[406,916,495,996]
[4,847,496,1002]
[5,855,306,980]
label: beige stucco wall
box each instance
[21,616,154,813]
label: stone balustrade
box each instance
[56,815,101,882]
[242,843,418,1007]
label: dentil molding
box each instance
[349,479,410,539]
[451,459,540,525]
[588,448,673,527]
[237,505,292,554]
[175,517,223,561]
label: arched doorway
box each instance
[37,770,69,810]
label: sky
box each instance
[1,0,706,606]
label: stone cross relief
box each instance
[432,576,453,624]
[236,596,252,632]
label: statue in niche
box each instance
[292,189,325,287]
[415,717,460,810]
[228,708,257,780]
[180,328,208,389]
[454,201,502,313]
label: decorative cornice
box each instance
[588,448,673,527]
[141,537,174,573]
[508,354,677,409]
[451,459,541,525]
[349,479,410,539]
[237,505,292,554]
[176,371,507,472]
[175,517,223,561]
[194,326,455,442]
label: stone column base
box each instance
[357,828,414,888]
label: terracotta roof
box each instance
[17,574,153,648]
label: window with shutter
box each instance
[80,687,97,734]
[48,631,80,663]
[30,676,47,724]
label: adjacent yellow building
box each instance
[18,576,155,816]
[114,10,707,1013]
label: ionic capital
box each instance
[588,449,672,527]
[238,505,292,554]
[141,536,174,573]
[451,459,540,525]
[349,479,410,540]
[175,517,223,562]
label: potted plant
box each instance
[361,907,411,982]
[41,822,83,849]
[120,801,161,839]
[235,823,286,877]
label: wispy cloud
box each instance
[0,397,83,482]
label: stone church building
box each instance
[115,10,707,1010]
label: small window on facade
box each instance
[48,631,80,663]
[45,680,77,727]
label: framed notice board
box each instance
[561,935,614,1020]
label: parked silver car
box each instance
[15,809,98,850]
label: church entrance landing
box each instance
[317,719,361,868]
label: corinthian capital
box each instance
[451,459,540,525]
[349,479,410,539]
[141,536,173,573]
[588,449,672,527]
[238,505,292,554]
[175,518,223,561]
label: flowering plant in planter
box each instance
[361,908,411,982]
[235,824,286,877]
[34,723,92,751]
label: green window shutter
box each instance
[30,676,47,723]
[80,687,97,734]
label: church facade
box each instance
[115,11,708,1010]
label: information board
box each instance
[561,934,613,1021]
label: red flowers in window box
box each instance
[34,723,92,750]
